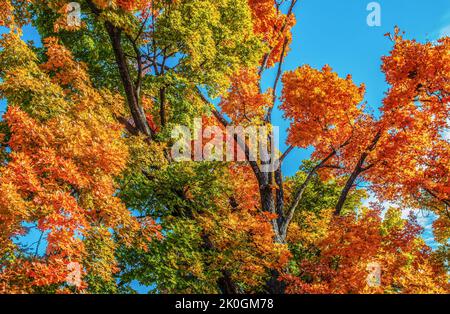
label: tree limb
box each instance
[334,130,382,215]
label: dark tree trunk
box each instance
[217,271,240,294]
[266,269,286,294]
[335,130,382,215]
[159,87,166,127]
[105,25,153,137]
[334,167,362,215]
[87,0,153,137]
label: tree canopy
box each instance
[0,0,449,294]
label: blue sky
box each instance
[1,0,449,292]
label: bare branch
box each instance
[258,0,298,76]
[280,145,294,163]
[334,130,382,215]
[280,149,338,241]
[266,36,289,123]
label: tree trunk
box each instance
[105,25,153,137]
[217,271,240,294]
[266,269,286,294]
[87,0,153,137]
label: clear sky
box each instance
[1,0,449,292]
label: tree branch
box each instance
[424,188,450,208]
[258,0,297,76]
[265,36,289,123]
[86,0,153,138]
[280,145,294,163]
[334,130,382,215]
[195,88,262,180]
[280,149,338,241]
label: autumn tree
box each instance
[0,30,161,293]
[0,0,448,294]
